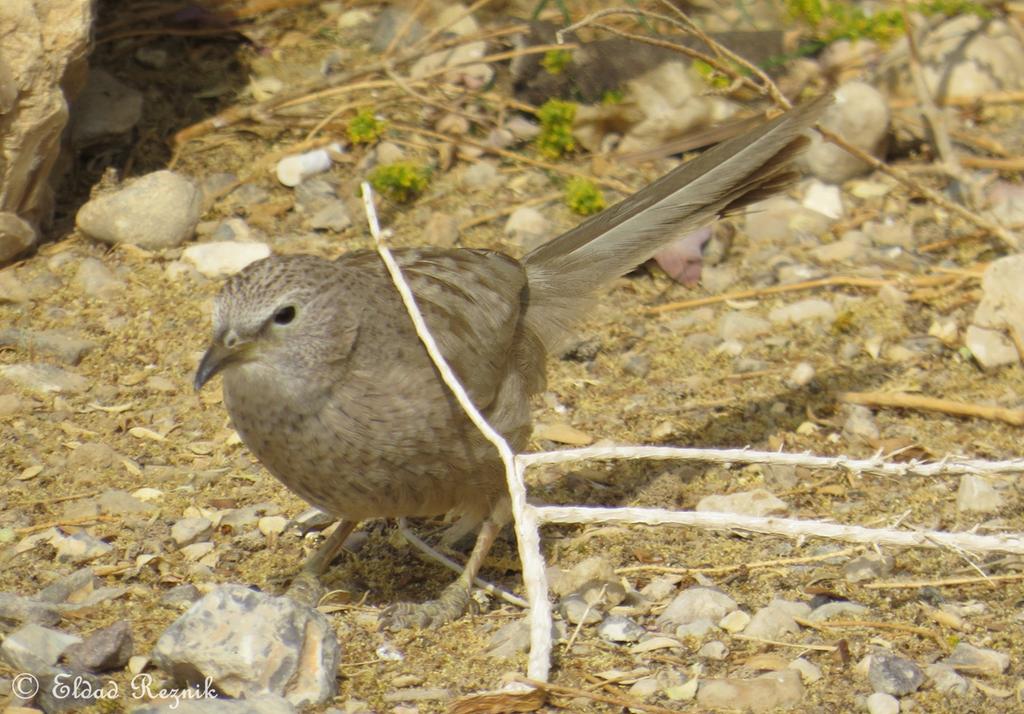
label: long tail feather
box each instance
[522,95,831,350]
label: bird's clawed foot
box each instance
[381,582,472,630]
[283,567,327,608]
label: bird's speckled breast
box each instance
[221,363,506,523]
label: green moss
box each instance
[786,0,990,46]
[601,89,625,105]
[541,48,573,75]
[693,59,734,89]
[785,0,903,43]
[347,107,386,145]
[369,162,430,202]
[564,177,605,216]
[535,99,576,159]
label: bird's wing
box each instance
[339,248,529,409]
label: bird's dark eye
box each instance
[273,305,296,325]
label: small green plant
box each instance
[369,162,430,203]
[918,0,991,19]
[347,108,386,144]
[564,177,605,216]
[693,60,733,89]
[535,99,576,159]
[541,48,573,75]
[786,0,990,45]
[786,0,903,43]
[601,88,625,105]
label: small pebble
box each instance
[504,207,552,252]
[789,657,822,684]
[183,241,271,278]
[308,201,352,232]
[843,552,894,583]
[559,593,602,625]
[788,361,815,386]
[697,669,804,712]
[808,600,870,621]
[74,257,124,297]
[172,517,213,547]
[675,617,716,639]
[596,615,644,642]
[0,622,82,670]
[696,489,788,517]
[842,404,879,443]
[0,363,90,394]
[718,312,771,341]
[866,692,900,714]
[924,663,969,695]
[258,515,288,537]
[423,212,460,248]
[769,298,836,326]
[160,584,202,608]
[869,652,924,695]
[943,642,1010,676]
[621,353,650,378]
[63,621,133,672]
[698,640,729,659]
[0,270,29,302]
[743,599,811,640]
[956,474,1005,513]
[656,586,737,630]
[718,609,750,633]
[460,160,501,189]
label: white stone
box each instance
[956,474,1006,513]
[788,362,815,386]
[183,241,271,278]
[770,298,836,326]
[697,489,788,517]
[802,180,843,219]
[969,255,1024,368]
[866,692,899,714]
[718,609,751,633]
[789,657,822,684]
[656,587,737,630]
[719,312,771,341]
[965,325,1018,369]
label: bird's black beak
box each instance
[194,342,232,391]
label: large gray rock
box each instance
[77,170,203,249]
[0,0,93,262]
[152,585,340,708]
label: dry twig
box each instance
[646,274,958,314]
[839,391,1024,427]
[864,573,1024,590]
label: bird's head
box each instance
[194,254,352,391]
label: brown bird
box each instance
[194,96,829,628]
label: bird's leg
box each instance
[382,515,503,630]
[284,519,357,607]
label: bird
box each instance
[194,95,830,628]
